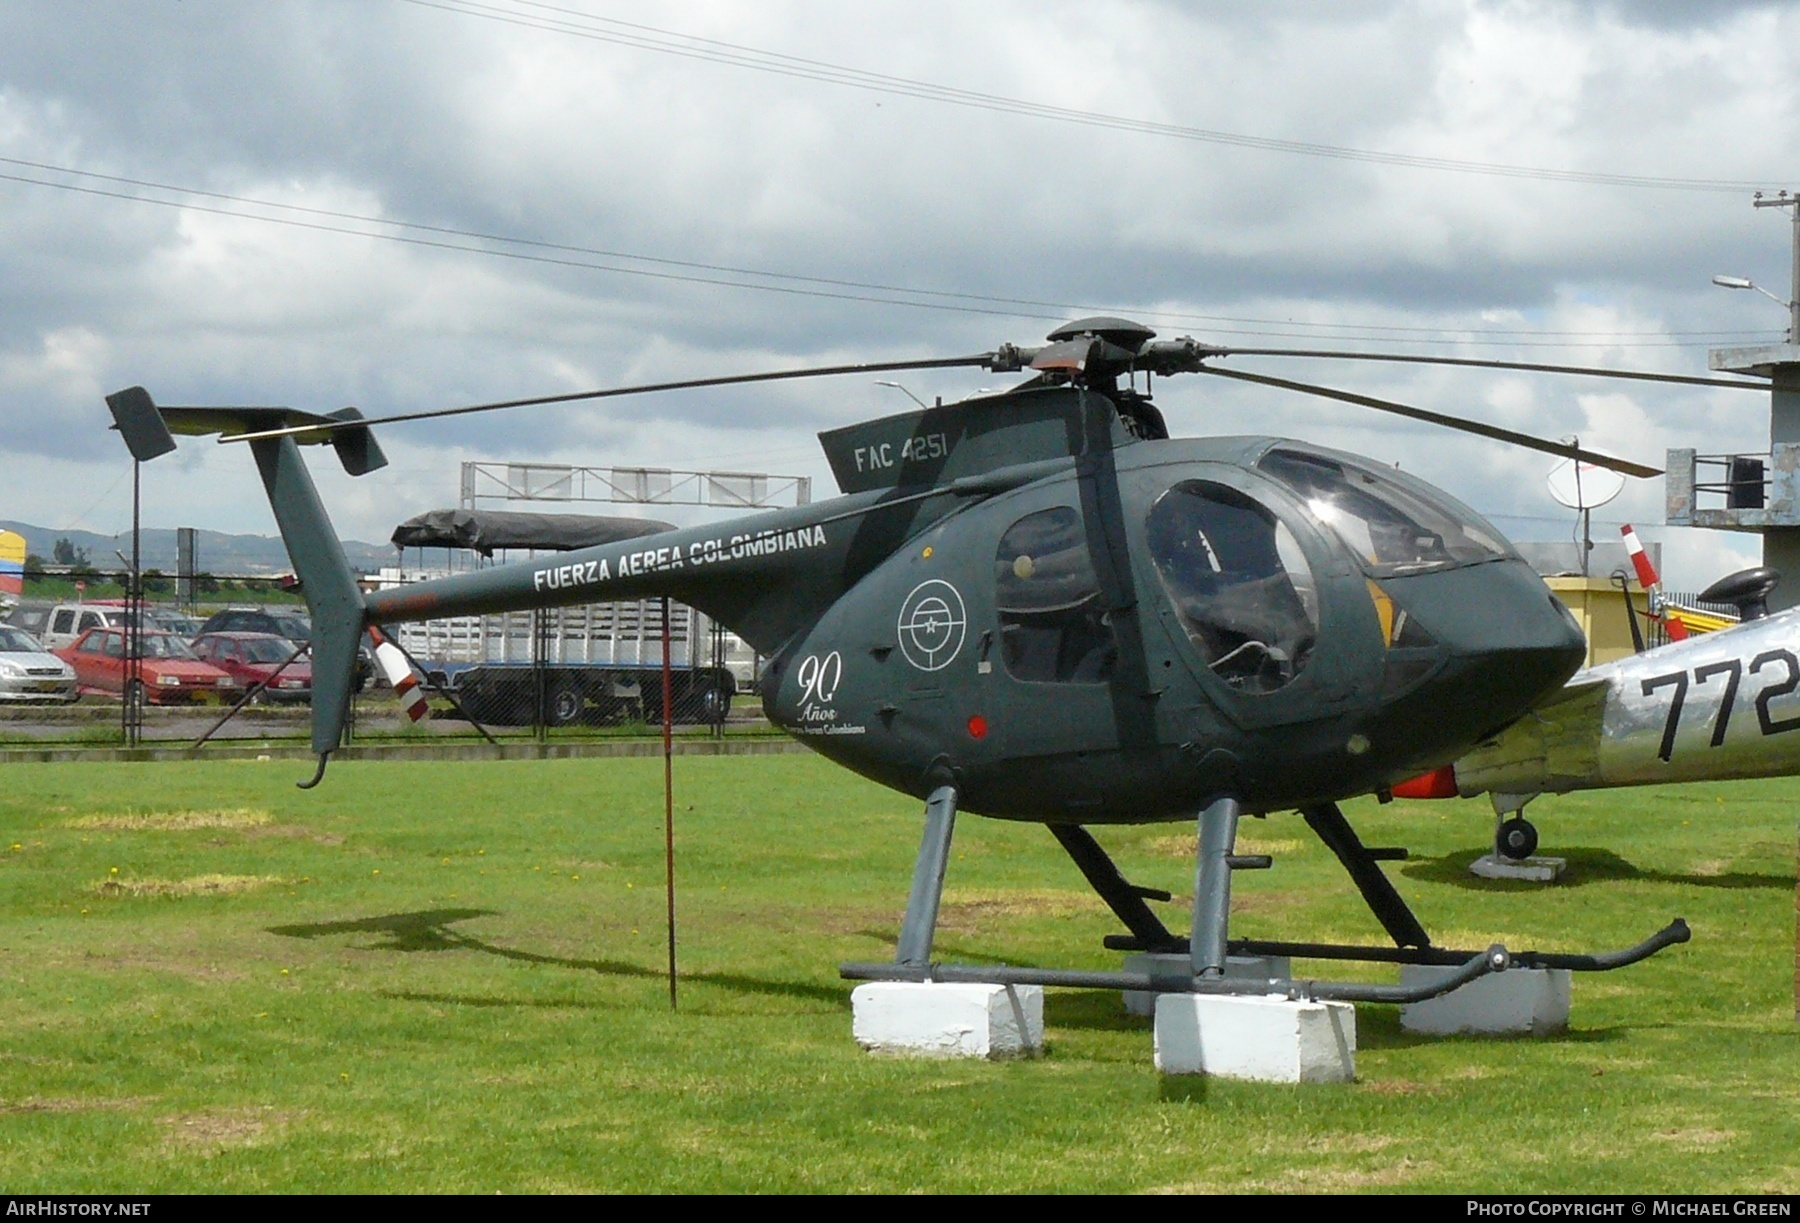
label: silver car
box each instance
[0,625,79,703]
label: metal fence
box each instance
[1,575,767,750]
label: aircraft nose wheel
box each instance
[1496,816,1539,861]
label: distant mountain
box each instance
[0,520,394,576]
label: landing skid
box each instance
[837,789,1690,1002]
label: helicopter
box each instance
[105,315,1735,1005]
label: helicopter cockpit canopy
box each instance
[1147,481,1319,694]
[1257,448,1512,577]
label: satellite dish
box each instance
[1547,457,1625,510]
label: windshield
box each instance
[1258,449,1511,577]
[273,617,311,641]
[0,626,43,652]
[148,612,199,634]
[241,638,300,664]
[142,634,198,660]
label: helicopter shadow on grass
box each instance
[267,908,844,1007]
[1399,847,1793,891]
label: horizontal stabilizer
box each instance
[102,389,388,476]
[324,407,388,477]
[104,386,177,462]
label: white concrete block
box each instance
[1153,993,1355,1082]
[851,982,1044,1058]
[1122,954,1292,1016]
[1469,854,1566,882]
[1399,965,1571,1035]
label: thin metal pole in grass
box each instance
[662,595,678,1011]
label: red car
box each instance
[56,628,239,705]
[190,632,312,703]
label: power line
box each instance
[1,157,1780,351]
[0,156,1755,339]
[404,0,1782,196]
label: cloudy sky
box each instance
[3,0,1798,584]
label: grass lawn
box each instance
[0,755,1795,1193]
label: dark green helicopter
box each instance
[106,316,1715,1003]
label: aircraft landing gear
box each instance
[1496,816,1539,861]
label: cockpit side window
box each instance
[994,507,1118,684]
[1147,481,1317,693]
[1258,449,1511,577]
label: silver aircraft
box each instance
[1407,573,1800,857]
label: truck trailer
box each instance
[378,509,754,727]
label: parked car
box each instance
[5,602,53,638]
[56,628,239,704]
[194,607,377,690]
[0,625,79,703]
[197,607,313,641]
[39,602,134,652]
[144,608,203,636]
[190,631,312,702]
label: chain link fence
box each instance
[1,574,766,750]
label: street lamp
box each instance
[1712,273,1791,307]
[874,380,929,410]
[1712,190,1800,345]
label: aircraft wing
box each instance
[1452,674,1611,799]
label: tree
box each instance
[22,554,45,577]
[141,568,172,594]
[51,537,89,568]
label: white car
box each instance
[0,625,79,703]
[38,603,132,652]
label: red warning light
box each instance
[966,715,988,740]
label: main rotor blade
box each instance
[1195,365,1663,478]
[218,354,996,444]
[1210,347,1768,392]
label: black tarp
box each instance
[390,509,676,555]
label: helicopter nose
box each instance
[1380,558,1587,733]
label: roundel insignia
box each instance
[897,579,968,672]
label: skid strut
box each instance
[1301,800,1429,948]
[1047,824,1179,952]
[850,789,1691,1002]
[895,784,958,967]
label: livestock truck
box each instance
[374,568,749,727]
[376,508,756,728]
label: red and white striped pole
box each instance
[367,624,430,722]
[1621,524,1687,642]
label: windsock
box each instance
[1621,523,1687,642]
[367,625,429,722]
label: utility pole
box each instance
[1752,190,1800,345]
[1671,191,1800,609]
